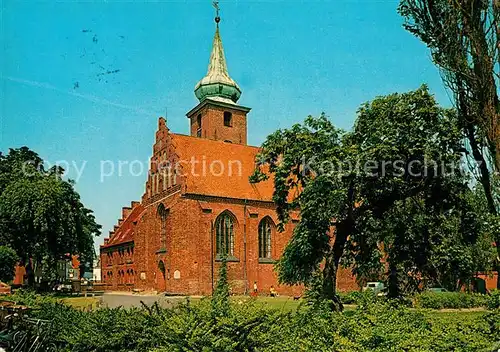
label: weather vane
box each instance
[213,1,220,25]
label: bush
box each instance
[0,246,18,283]
[488,290,500,310]
[8,289,60,307]
[413,292,489,309]
[339,290,376,305]
[7,291,500,352]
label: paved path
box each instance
[99,293,195,309]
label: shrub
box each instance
[0,246,18,283]
[8,289,60,307]
[339,290,376,305]
[8,291,500,352]
[413,292,489,309]
[488,290,500,310]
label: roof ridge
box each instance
[170,132,261,150]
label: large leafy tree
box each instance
[367,188,494,294]
[348,86,484,297]
[252,86,484,304]
[0,147,101,286]
[398,0,500,286]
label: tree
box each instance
[251,114,356,310]
[367,188,494,294]
[0,147,101,286]
[0,246,19,283]
[398,0,500,287]
[212,255,230,317]
[252,86,479,303]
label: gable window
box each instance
[258,218,272,259]
[223,111,232,127]
[216,212,235,256]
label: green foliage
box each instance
[0,245,18,283]
[413,292,489,310]
[399,0,500,289]
[0,147,101,286]
[339,290,376,305]
[252,86,488,301]
[14,293,500,352]
[340,290,500,310]
[8,289,61,307]
[488,290,500,310]
[211,255,230,317]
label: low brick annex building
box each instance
[99,16,358,296]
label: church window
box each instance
[157,203,168,249]
[215,212,235,256]
[258,217,272,259]
[223,111,232,127]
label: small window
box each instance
[223,111,232,127]
[196,114,202,137]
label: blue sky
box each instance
[0,0,449,250]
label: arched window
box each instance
[157,204,168,249]
[215,212,235,256]
[258,218,273,259]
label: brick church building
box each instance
[99,13,358,296]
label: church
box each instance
[99,12,358,296]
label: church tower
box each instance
[186,4,251,145]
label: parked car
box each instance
[53,283,72,293]
[363,282,386,296]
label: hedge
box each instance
[6,291,500,352]
[340,290,500,309]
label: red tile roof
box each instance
[171,133,275,201]
[102,203,144,248]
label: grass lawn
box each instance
[62,296,99,310]
[61,294,490,320]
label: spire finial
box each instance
[194,1,241,104]
[213,1,220,26]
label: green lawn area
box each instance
[62,296,99,310]
[61,294,490,320]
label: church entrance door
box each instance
[157,260,166,292]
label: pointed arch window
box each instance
[157,204,169,250]
[215,212,235,256]
[258,218,273,259]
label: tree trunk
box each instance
[25,260,35,288]
[460,93,500,289]
[321,218,351,311]
[322,252,343,312]
[387,259,400,299]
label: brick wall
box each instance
[133,194,316,296]
[188,103,248,145]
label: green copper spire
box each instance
[194,4,241,104]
